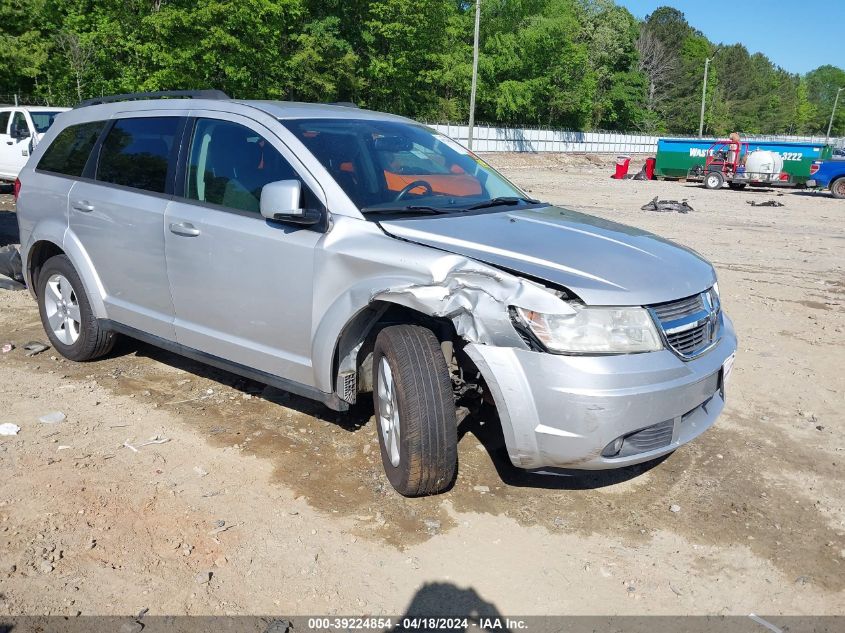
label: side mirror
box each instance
[260,180,302,219]
[260,179,321,226]
[11,123,30,140]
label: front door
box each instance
[164,114,324,386]
[0,110,30,179]
[69,113,186,339]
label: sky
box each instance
[616,0,844,75]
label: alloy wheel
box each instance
[43,273,81,345]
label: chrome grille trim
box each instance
[649,288,722,360]
[652,294,704,321]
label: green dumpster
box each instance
[655,138,833,185]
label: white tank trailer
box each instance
[744,150,784,177]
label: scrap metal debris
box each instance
[123,435,171,452]
[208,522,235,536]
[749,614,784,633]
[1,343,13,353]
[0,244,24,290]
[39,411,66,424]
[641,196,694,213]
[0,423,21,436]
[747,199,785,207]
[23,341,50,357]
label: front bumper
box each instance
[464,315,737,470]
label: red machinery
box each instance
[688,139,790,191]
[704,139,747,177]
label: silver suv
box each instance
[16,91,737,496]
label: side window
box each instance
[96,117,179,193]
[11,112,28,136]
[36,121,105,177]
[185,119,300,213]
[0,111,10,135]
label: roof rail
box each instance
[328,101,359,108]
[75,89,230,108]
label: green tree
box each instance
[795,78,817,134]
[805,65,845,135]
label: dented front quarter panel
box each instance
[309,215,572,394]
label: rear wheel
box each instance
[704,171,725,190]
[372,325,458,496]
[36,255,115,361]
[831,177,845,199]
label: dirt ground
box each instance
[0,155,843,617]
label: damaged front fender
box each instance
[372,258,572,347]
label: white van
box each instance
[0,106,69,182]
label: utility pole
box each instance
[825,87,844,145]
[698,57,711,138]
[467,0,481,150]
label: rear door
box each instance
[68,112,187,339]
[164,112,325,386]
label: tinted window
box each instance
[30,111,63,134]
[97,117,179,193]
[37,121,105,177]
[186,119,299,213]
[0,111,9,134]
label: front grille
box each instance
[667,324,710,356]
[652,294,704,321]
[650,289,721,359]
[624,418,674,453]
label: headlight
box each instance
[513,305,663,354]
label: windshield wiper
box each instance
[463,196,541,211]
[361,205,448,216]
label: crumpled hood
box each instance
[379,205,716,306]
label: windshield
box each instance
[281,118,534,217]
[30,111,63,134]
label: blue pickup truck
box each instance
[808,155,845,198]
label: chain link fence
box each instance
[0,94,59,107]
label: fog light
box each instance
[602,436,624,458]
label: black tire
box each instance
[704,171,725,190]
[831,177,845,199]
[36,254,115,361]
[728,182,746,191]
[372,325,457,496]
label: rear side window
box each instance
[0,111,10,134]
[30,111,63,134]
[96,117,180,193]
[36,121,105,177]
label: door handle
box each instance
[169,222,200,237]
[5,141,12,145]
[72,200,95,212]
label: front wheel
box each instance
[831,177,845,199]
[372,325,458,496]
[37,255,115,361]
[704,171,725,190]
